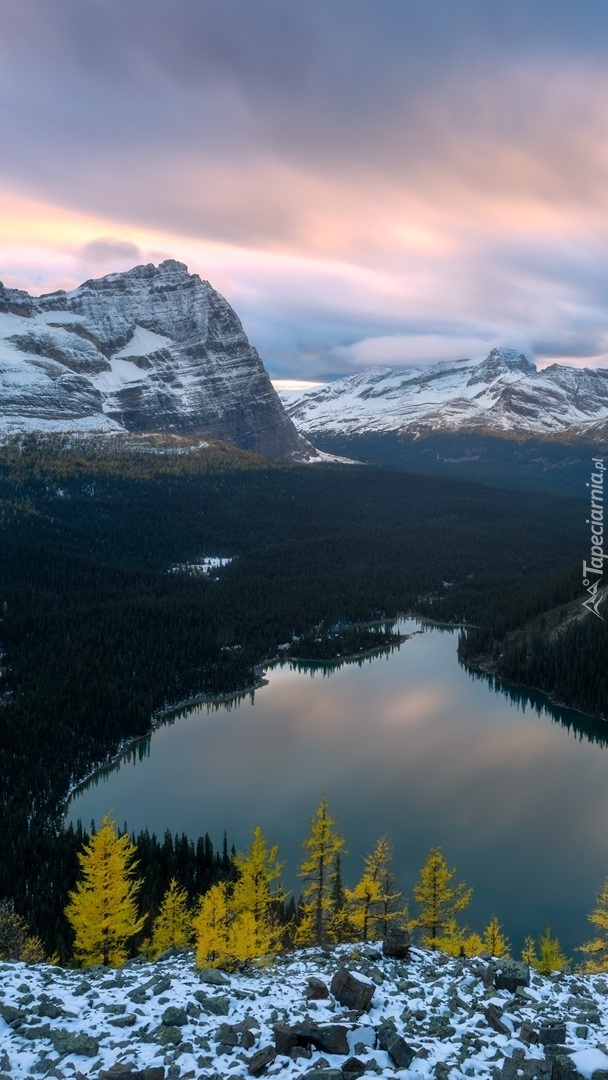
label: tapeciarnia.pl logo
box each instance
[582,457,606,620]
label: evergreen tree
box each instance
[535,924,567,973]
[347,836,403,942]
[483,916,510,958]
[146,878,192,959]
[229,825,284,962]
[193,882,231,969]
[327,852,354,943]
[411,846,472,949]
[521,935,538,967]
[65,815,145,967]
[295,795,345,946]
[581,877,608,972]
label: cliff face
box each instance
[0,261,314,461]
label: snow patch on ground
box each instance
[1,945,608,1079]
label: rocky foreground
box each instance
[1,940,608,1080]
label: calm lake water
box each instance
[68,620,608,954]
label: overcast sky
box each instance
[2,1,608,383]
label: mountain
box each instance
[0,261,313,461]
[282,348,608,438]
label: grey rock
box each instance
[109,1014,138,1027]
[196,993,230,1015]
[549,1055,584,1080]
[382,925,411,960]
[50,1029,99,1057]
[247,1044,277,1076]
[161,1006,188,1027]
[538,1021,567,1045]
[273,1020,349,1056]
[0,1004,25,1026]
[501,1056,554,1080]
[377,1020,415,1069]
[303,1071,343,1080]
[152,1024,182,1046]
[494,960,530,993]
[520,1021,539,1045]
[198,966,230,986]
[330,968,375,1012]
[485,1004,511,1037]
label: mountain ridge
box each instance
[282,348,608,439]
[0,261,314,462]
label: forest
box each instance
[0,432,602,953]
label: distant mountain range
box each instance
[0,261,313,461]
[282,348,608,438]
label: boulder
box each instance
[342,1058,366,1080]
[161,1006,187,1027]
[199,966,230,986]
[501,1054,553,1080]
[273,1020,349,1056]
[305,976,330,1000]
[382,925,411,960]
[485,1004,511,1037]
[377,1020,415,1069]
[538,1020,567,1045]
[50,1029,99,1057]
[330,968,375,1012]
[494,959,530,993]
[247,1045,277,1077]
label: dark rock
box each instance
[50,1029,99,1057]
[303,1071,343,1080]
[99,1065,137,1079]
[273,1020,349,1056]
[501,1056,553,1080]
[330,968,375,1012]
[152,1024,182,1046]
[0,1005,25,1027]
[520,1022,539,1045]
[343,1057,366,1079]
[494,960,530,993]
[377,1020,415,1069]
[197,993,230,1015]
[161,1006,188,1027]
[109,1014,138,1028]
[247,1045,277,1076]
[152,977,172,996]
[382,925,411,960]
[549,1055,583,1080]
[485,1004,511,1037]
[538,1021,567,1045]
[139,1070,165,1080]
[305,976,330,1000]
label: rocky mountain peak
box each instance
[0,263,316,461]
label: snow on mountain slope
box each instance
[282,349,608,438]
[0,262,313,461]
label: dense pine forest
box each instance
[0,432,602,953]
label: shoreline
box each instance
[63,619,424,819]
[461,652,608,725]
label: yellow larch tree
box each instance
[146,878,192,960]
[229,825,284,962]
[535,924,567,973]
[521,935,538,966]
[295,795,345,946]
[436,918,482,958]
[411,846,472,949]
[193,881,232,969]
[483,916,510,958]
[65,814,145,967]
[581,877,608,972]
[347,836,403,942]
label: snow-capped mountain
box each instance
[0,261,313,461]
[282,349,608,438]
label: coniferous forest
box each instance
[0,432,604,955]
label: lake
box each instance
[68,619,608,955]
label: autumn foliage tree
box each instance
[296,796,345,946]
[581,877,608,972]
[229,825,284,961]
[411,846,472,949]
[483,916,510,958]
[347,836,404,941]
[0,900,48,963]
[146,878,192,959]
[65,815,145,967]
[193,882,231,968]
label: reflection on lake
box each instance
[68,620,608,953]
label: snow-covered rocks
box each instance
[2,945,608,1079]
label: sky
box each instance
[2,1,608,385]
